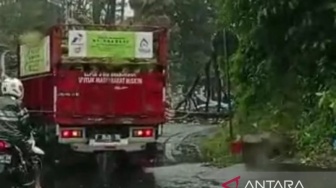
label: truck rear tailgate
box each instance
[56,70,164,119]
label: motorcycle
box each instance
[0,132,45,188]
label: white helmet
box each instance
[1,77,24,99]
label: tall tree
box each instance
[0,0,58,47]
[215,0,336,166]
[128,0,216,88]
[168,0,216,87]
[129,0,172,26]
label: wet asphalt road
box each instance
[39,123,336,188]
[43,162,336,188]
[42,163,336,188]
[41,123,218,188]
[42,161,217,188]
[43,164,157,188]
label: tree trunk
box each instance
[105,0,116,24]
[129,0,144,22]
[120,0,125,22]
[92,0,103,24]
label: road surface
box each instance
[40,123,336,188]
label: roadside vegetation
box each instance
[202,0,336,168]
[201,126,241,167]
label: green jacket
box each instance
[0,95,30,141]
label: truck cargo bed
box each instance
[55,70,165,125]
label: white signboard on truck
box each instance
[68,30,153,59]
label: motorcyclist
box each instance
[0,77,32,164]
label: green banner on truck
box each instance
[19,36,50,77]
[68,30,153,59]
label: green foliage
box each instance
[215,0,336,166]
[201,127,241,167]
[0,0,59,48]
[167,0,216,86]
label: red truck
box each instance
[18,24,169,172]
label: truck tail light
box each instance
[132,129,154,137]
[61,129,83,138]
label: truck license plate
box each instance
[89,134,128,146]
[94,134,120,142]
[0,155,11,164]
